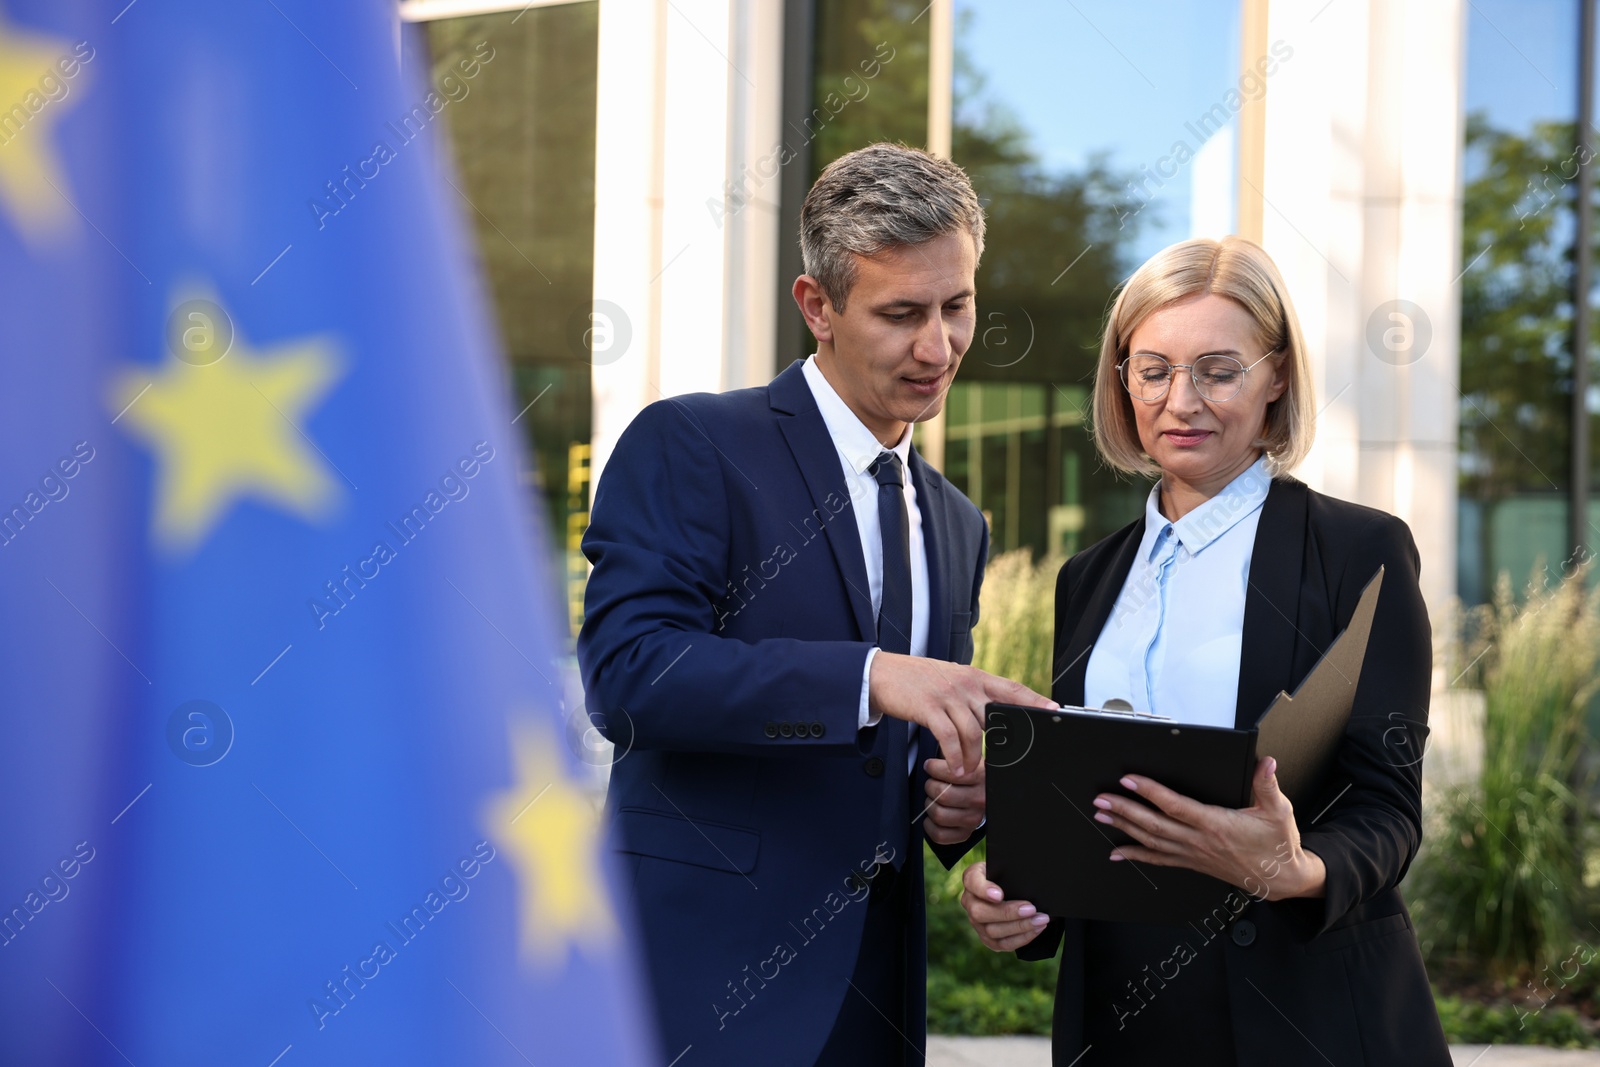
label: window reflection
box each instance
[423,5,599,635]
[811,0,929,169]
[1455,0,1580,604]
[947,0,1241,556]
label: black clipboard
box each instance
[984,567,1383,924]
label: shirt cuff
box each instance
[858,647,881,729]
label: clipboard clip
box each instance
[1070,698,1174,722]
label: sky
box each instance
[955,0,1241,264]
[955,0,1588,259]
[1463,0,1577,134]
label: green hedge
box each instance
[927,969,1055,1035]
[1434,993,1595,1047]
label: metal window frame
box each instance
[1573,0,1595,560]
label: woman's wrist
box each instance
[1242,847,1327,900]
[1281,848,1327,899]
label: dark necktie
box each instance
[870,452,912,656]
[869,451,912,870]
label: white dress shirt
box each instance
[801,356,928,760]
[1084,457,1272,727]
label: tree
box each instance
[1457,113,1589,504]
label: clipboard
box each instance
[983,566,1383,924]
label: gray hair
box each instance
[798,143,986,312]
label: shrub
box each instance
[926,968,1056,1035]
[1435,991,1595,1047]
[972,549,1063,699]
[1414,569,1600,977]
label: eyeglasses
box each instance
[1116,351,1278,403]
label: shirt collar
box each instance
[802,354,912,474]
[1139,456,1273,561]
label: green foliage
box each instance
[810,0,931,173]
[1458,113,1595,503]
[1435,992,1596,1048]
[926,969,1056,1036]
[810,2,1140,391]
[807,5,1151,554]
[1414,569,1600,977]
[971,549,1064,699]
[1545,942,1600,1005]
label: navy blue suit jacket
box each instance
[579,360,988,1066]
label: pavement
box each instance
[925,1036,1600,1066]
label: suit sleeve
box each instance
[1297,512,1431,934]
[577,399,872,757]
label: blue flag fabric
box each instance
[0,2,655,1064]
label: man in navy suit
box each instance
[579,143,1053,1066]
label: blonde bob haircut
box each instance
[1092,236,1315,478]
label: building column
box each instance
[590,0,665,490]
[918,0,953,472]
[721,0,785,393]
[1259,0,1466,628]
[590,0,784,489]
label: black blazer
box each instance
[1018,477,1451,1066]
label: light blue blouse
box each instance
[1083,458,1273,726]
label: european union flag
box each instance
[0,2,655,1064]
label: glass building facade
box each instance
[407,0,1559,637]
[1456,0,1594,605]
[795,0,1244,557]
[418,4,599,632]
[941,0,1242,556]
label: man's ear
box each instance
[792,275,834,344]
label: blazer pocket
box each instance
[950,611,973,661]
[613,806,760,875]
[1304,910,1413,955]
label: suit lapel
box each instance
[1057,520,1144,706]
[1234,478,1308,728]
[770,362,877,643]
[909,448,950,662]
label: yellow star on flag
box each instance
[484,718,616,964]
[110,300,344,553]
[0,13,78,238]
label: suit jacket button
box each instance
[864,756,885,777]
[809,721,825,738]
[763,722,778,739]
[1231,920,1256,947]
[779,722,794,738]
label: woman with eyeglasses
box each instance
[959,236,1450,1065]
